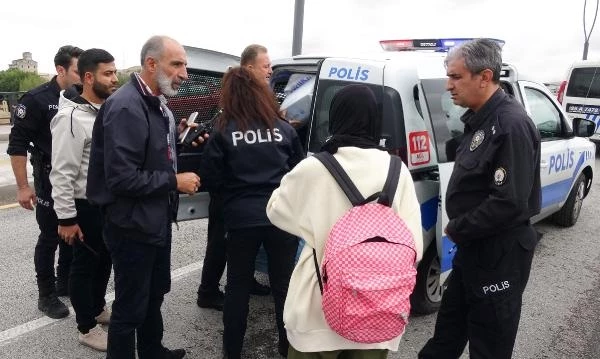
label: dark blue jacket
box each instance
[199,119,305,230]
[87,73,177,246]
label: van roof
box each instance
[568,59,600,68]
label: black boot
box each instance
[38,294,69,319]
[197,290,224,311]
[165,348,186,358]
[55,277,69,297]
[250,278,270,296]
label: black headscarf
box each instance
[320,84,385,154]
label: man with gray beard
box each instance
[87,36,202,359]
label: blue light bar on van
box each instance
[379,38,505,52]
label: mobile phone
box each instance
[179,112,199,144]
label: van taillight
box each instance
[557,80,567,104]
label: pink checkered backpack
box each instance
[312,152,417,343]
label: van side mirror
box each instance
[572,117,596,137]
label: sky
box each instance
[2,0,599,83]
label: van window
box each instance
[421,79,467,163]
[307,80,405,155]
[308,80,385,152]
[566,67,600,98]
[167,69,222,124]
[523,87,563,139]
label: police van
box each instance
[559,59,600,145]
[173,38,596,314]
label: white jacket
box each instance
[267,147,424,353]
[50,90,99,221]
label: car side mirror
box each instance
[572,117,596,137]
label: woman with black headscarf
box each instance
[267,84,424,358]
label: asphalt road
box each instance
[0,159,599,358]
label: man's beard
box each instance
[92,81,114,100]
[157,68,179,97]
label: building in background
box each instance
[8,52,38,73]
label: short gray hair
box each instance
[140,35,167,65]
[445,38,502,82]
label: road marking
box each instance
[0,203,19,210]
[0,260,203,347]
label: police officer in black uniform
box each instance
[199,66,303,358]
[7,45,83,319]
[419,39,541,359]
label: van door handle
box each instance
[540,160,548,169]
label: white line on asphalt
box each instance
[0,203,19,210]
[0,260,203,347]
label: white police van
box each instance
[559,60,600,145]
[173,39,596,314]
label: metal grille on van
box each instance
[167,70,222,124]
[273,82,287,104]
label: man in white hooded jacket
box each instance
[267,85,424,358]
[49,48,118,352]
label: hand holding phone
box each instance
[179,112,199,144]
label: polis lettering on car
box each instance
[327,66,370,81]
[548,149,575,174]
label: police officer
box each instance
[419,39,541,359]
[196,44,273,311]
[7,45,83,319]
[199,66,303,358]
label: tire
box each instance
[552,173,586,227]
[410,244,443,315]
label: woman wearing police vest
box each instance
[267,85,424,359]
[198,66,304,359]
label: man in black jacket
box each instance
[7,45,83,319]
[87,35,201,359]
[419,39,541,359]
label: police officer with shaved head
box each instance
[419,39,541,359]
[7,45,83,319]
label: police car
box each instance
[173,38,596,314]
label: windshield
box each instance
[566,67,600,99]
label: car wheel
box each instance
[410,244,443,315]
[552,174,586,227]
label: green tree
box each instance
[117,72,130,87]
[19,73,45,91]
[0,69,46,92]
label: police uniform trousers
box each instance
[223,226,298,358]
[103,220,172,359]
[197,192,227,296]
[33,167,72,297]
[419,224,537,359]
[69,199,112,334]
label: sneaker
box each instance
[38,295,69,319]
[197,290,224,311]
[250,278,270,296]
[165,348,186,358]
[95,308,111,325]
[78,325,107,352]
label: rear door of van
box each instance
[562,63,600,142]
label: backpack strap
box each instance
[312,248,324,294]
[313,152,365,206]
[377,156,402,207]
